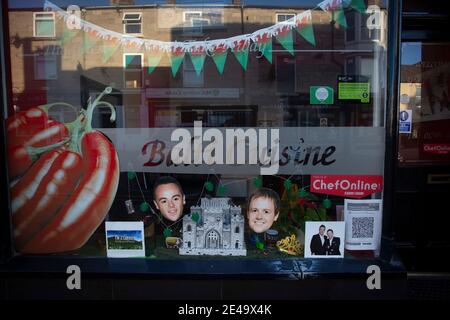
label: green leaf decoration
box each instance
[253,177,263,188]
[140,202,150,212]
[163,228,172,238]
[298,188,307,197]
[205,181,214,192]
[305,208,320,221]
[256,240,265,250]
[323,198,332,209]
[191,212,200,222]
[305,192,319,201]
[218,185,227,196]
[284,179,292,191]
[127,172,136,180]
[317,208,327,221]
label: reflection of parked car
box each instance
[165,237,182,249]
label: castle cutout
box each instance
[179,198,246,256]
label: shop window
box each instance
[33,12,55,38]
[34,54,57,80]
[123,54,143,89]
[123,13,142,35]
[4,0,390,267]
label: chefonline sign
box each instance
[310,175,383,198]
[99,127,385,175]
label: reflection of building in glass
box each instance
[180,198,246,256]
[8,0,387,129]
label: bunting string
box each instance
[45,0,366,75]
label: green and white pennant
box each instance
[319,0,348,28]
[169,47,185,77]
[274,25,294,55]
[209,43,228,74]
[189,46,207,76]
[147,49,163,75]
[102,38,121,64]
[254,32,272,63]
[296,11,316,46]
[231,38,250,70]
[82,30,99,55]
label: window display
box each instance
[3,0,389,265]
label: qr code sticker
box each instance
[351,217,374,238]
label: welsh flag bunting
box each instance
[210,43,228,74]
[319,0,348,28]
[147,49,163,75]
[52,0,370,76]
[82,31,99,55]
[296,11,316,46]
[102,39,121,63]
[189,46,207,76]
[332,9,348,28]
[61,28,78,46]
[275,26,294,55]
[232,39,250,70]
[169,47,185,77]
[351,0,366,13]
[254,32,272,63]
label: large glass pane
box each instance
[399,42,450,164]
[4,0,388,261]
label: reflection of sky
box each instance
[9,0,324,9]
[107,230,142,241]
[402,42,422,65]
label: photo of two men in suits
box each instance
[306,222,345,258]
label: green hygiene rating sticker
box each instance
[338,82,370,103]
[310,86,334,104]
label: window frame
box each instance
[276,12,296,24]
[123,12,143,36]
[33,12,56,38]
[123,53,144,89]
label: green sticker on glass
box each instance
[310,86,334,104]
[338,82,370,103]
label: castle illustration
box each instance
[179,198,246,256]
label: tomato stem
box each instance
[84,87,116,132]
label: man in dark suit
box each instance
[310,225,327,255]
[325,229,341,256]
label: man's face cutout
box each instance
[153,183,185,222]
